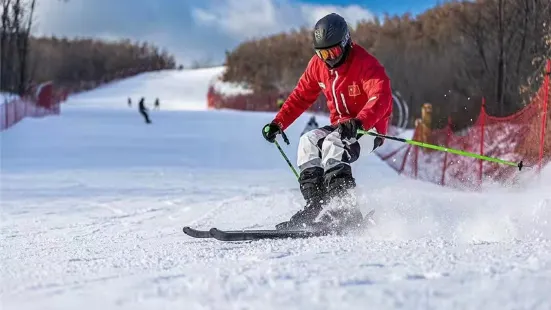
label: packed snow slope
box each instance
[2,68,551,310]
[65,66,248,111]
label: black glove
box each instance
[262,122,282,143]
[338,118,363,140]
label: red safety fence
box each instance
[207,86,328,113]
[374,59,551,190]
[1,81,66,131]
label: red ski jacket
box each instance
[273,42,392,135]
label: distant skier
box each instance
[154,98,160,110]
[261,13,392,231]
[301,115,319,136]
[128,97,132,107]
[138,97,151,124]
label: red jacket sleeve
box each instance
[273,57,321,130]
[356,64,392,131]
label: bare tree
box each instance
[1,0,13,91]
[0,0,35,95]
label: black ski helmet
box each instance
[312,13,352,68]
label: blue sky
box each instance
[34,0,443,66]
[301,0,443,15]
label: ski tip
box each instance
[183,226,198,235]
[209,228,230,241]
[183,226,213,238]
[209,227,220,234]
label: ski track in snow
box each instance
[2,68,551,309]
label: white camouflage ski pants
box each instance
[297,125,379,173]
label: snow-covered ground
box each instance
[66,67,251,111]
[2,67,551,310]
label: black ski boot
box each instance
[318,165,364,232]
[276,167,328,230]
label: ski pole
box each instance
[273,130,299,179]
[357,129,524,171]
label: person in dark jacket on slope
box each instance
[262,13,393,230]
[138,97,151,124]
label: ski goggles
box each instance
[315,45,344,62]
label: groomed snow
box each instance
[1,67,551,310]
[65,66,251,111]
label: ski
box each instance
[182,227,212,238]
[208,227,326,241]
[183,209,376,241]
[183,226,324,240]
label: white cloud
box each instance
[192,0,281,39]
[32,0,375,65]
[192,0,375,40]
[299,4,375,28]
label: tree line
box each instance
[29,38,177,93]
[1,0,176,97]
[222,0,551,129]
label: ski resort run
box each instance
[2,67,551,310]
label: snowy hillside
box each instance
[2,67,551,310]
[66,66,250,111]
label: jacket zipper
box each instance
[331,70,342,118]
[340,93,350,114]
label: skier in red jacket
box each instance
[262,13,393,231]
